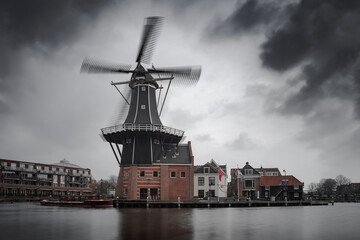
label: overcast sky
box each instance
[1,0,360,187]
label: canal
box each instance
[0,202,359,240]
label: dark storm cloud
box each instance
[0,0,116,114]
[261,0,360,117]
[209,0,293,37]
[210,0,360,118]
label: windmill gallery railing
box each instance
[101,124,184,138]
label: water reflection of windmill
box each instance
[81,17,201,200]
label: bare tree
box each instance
[318,178,337,197]
[308,182,318,195]
[335,175,351,186]
[108,175,118,189]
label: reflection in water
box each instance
[0,203,360,240]
[118,208,193,240]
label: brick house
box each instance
[230,162,281,199]
[194,159,227,199]
[0,158,92,197]
[260,175,304,200]
[115,142,194,200]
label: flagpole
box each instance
[237,175,239,202]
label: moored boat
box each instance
[40,195,113,208]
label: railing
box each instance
[101,124,184,137]
[2,175,20,179]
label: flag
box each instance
[219,167,224,182]
[237,168,244,181]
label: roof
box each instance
[194,159,227,175]
[230,165,282,178]
[260,175,303,186]
[52,159,81,168]
[153,144,192,164]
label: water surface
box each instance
[0,202,359,240]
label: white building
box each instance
[194,159,227,199]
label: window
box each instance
[204,167,210,174]
[294,185,299,190]
[124,188,128,195]
[265,191,269,198]
[126,138,132,144]
[11,163,16,169]
[272,172,278,176]
[209,177,215,186]
[153,171,158,177]
[170,171,176,178]
[208,190,215,197]
[245,180,254,188]
[141,105,146,109]
[294,192,299,198]
[141,86,146,91]
[281,179,289,185]
[245,169,253,175]
[124,171,129,179]
[140,171,145,177]
[181,172,186,178]
[198,177,204,186]
[265,186,270,190]
[154,139,160,144]
[198,190,204,198]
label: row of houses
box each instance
[194,160,304,201]
[1,155,304,201]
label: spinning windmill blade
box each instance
[136,16,164,65]
[148,65,202,86]
[109,86,132,125]
[80,58,133,74]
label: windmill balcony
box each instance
[101,123,185,138]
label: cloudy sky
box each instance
[1,0,360,187]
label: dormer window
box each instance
[204,167,210,174]
[281,179,289,185]
[245,169,253,175]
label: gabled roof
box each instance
[230,165,282,178]
[260,175,303,186]
[194,159,227,175]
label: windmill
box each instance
[80,16,201,166]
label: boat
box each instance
[40,195,113,208]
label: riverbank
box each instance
[113,199,330,208]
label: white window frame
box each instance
[198,177,204,186]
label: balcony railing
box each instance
[2,175,20,179]
[101,124,184,138]
[38,178,52,182]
